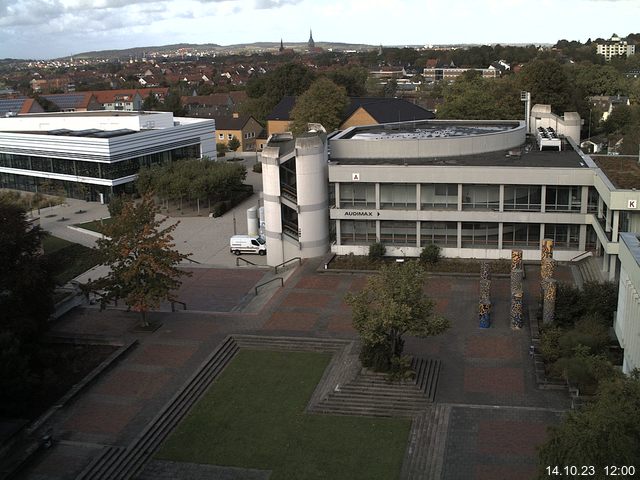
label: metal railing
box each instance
[569,250,593,262]
[274,257,302,274]
[255,277,283,295]
[236,257,259,266]
[171,300,187,312]
[184,257,202,265]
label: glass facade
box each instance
[339,183,375,209]
[340,220,376,245]
[503,185,542,211]
[545,186,581,212]
[420,221,457,246]
[545,224,580,248]
[421,184,457,210]
[461,222,500,247]
[380,184,416,210]
[502,223,540,247]
[380,221,416,246]
[462,185,499,210]
[0,145,200,181]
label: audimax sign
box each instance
[344,211,381,217]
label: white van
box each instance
[229,235,267,256]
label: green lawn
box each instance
[75,217,115,234]
[42,234,100,285]
[157,350,411,480]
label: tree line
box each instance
[135,158,248,215]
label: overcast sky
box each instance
[1,0,638,60]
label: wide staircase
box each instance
[576,255,605,285]
[400,404,452,480]
[311,357,441,418]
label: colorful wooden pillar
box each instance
[479,261,491,328]
[542,279,557,324]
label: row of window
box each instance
[0,145,200,180]
[339,220,586,249]
[217,132,257,141]
[336,183,598,213]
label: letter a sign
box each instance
[352,173,360,181]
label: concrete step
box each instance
[233,335,348,352]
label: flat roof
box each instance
[14,111,155,118]
[345,122,519,140]
[330,139,587,168]
[592,155,640,189]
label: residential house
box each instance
[0,97,45,116]
[266,96,435,136]
[589,95,631,122]
[40,92,101,112]
[215,113,263,152]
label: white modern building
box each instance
[596,34,636,61]
[262,107,640,282]
[615,232,640,374]
[0,111,215,202]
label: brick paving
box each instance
[20,260,574,480]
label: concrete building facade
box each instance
[615,232,640,374]
[261,108,640,284]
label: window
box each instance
[380,184,416,210]
[219,133,224,139]
[503,185,542,211]
[227,134,233,140]
[461,223,499,247]
[502,223,540,247]
[340,220,376,245]
[380,221,417,246]
[545,186,581,212]
[462,185,499,210]
[421,184,457,210]
[587,186,598,213]
[545,224,580,249]
[339,183,375,209]
[420,221,457,246]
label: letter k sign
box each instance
[629,199,637,209]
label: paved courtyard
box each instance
[20,259,572,480]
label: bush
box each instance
[211,201,230,217]
[540,326,564,363]
[107,195,126,217]
[554,281,618,328]
[420,243,441,265]
[253,162,263,173]
[360,341,393,372]
[558,315,610,358]
[216,143,226,158]
[368,242,386,260]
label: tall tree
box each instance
[517,59,574,113]
[290,77,349,134]
[0,202,54,416]
[90,195,191,326]
[345,262,449,371]
[537,374,640,477]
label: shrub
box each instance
[558,315,610,358]
[211,201,230,217]
[216,143,226,158]
[252,162,263,173]
[420,243,441,265]
[360,341,393,372]
[368,242,386,260]
[540,326,564,363]
[107,195,126,217]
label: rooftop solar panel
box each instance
[0,98,26,116]
[42,94,86,110]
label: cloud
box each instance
[254,0,303,9]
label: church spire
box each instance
[308,29,315,49]
[279,38,284,52]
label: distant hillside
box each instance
[69,41,378,60]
